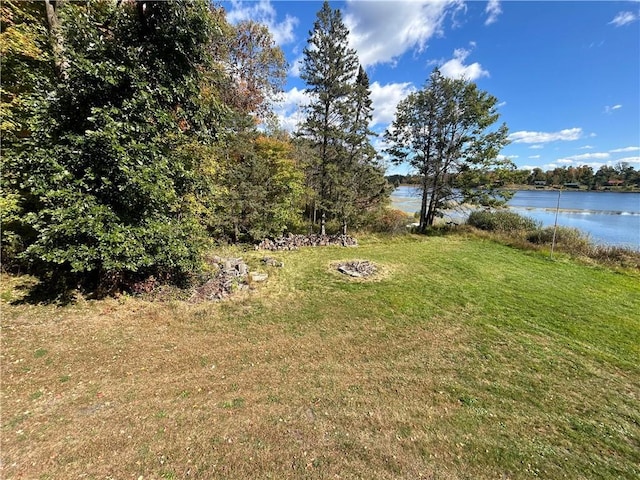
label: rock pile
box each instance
[336,260,378,278]
[256,234,357,251]
[190,256,268,302]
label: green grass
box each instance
[1,233,639,479]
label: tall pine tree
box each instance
[298,1,359,233]
[336,65,389,233]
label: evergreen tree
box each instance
[298,0,359,233]
[336,65,389,233]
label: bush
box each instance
[365,209,412,234]
[467,210,540,232]
[527,226,593,252]
[588,245,640,269]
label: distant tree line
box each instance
[523,164,640,189]
[388,163,640,190]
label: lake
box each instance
[391,186,640,250]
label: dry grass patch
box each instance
[2,291,469,479]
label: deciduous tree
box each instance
[224,19,287,119]
[3,0,226,291]
[385,68,510,230]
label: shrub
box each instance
[467,210,540,232]
[588,245,640,269]
[365,209,412,234]
[527,226,593,253]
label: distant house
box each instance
[534,180,546,188]
[606,179,624,187]
[564,182,580,189]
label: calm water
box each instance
[391,186,640,250]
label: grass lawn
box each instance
[2,234,639,479]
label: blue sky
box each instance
[221,1,640,175]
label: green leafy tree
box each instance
[3,0,226,291]
[210,126,305,243]
[1,1,54,266]
[527,167,546,185]
[385,68,510,230]
[576,165,594,187]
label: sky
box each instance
[220,1,640,175]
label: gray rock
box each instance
[249,272,269,282]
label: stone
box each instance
[262,257,284,268]
[338,266,361,277]
[249,272,269,282]
[336,260,377,278]
[256,234,358,251]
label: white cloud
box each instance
[288,54,304,77]
[568,152,610,161]
[497,154,518,161]
[528,155,541,159]
[271,87,311,132]
[610,146,640,153]
[439,47,489,81]
[370,81,416,127]
[509,128,582,144]
[485,0,502,26]
[344,0,464,67]
[609,11,638,27]
[529,145,544,149]
[554,152,610,166]
[579,145,595,149]
[226,0,298,45]
[275,81,417,133]
[604,104,623,114]
[615,156,640,164]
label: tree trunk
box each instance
[419,173,429,232]
[44,0,68,79]
[425,168,441,228]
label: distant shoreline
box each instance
[396,183,640,193]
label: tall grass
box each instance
[467,209,541,232]
[466,210,640,269]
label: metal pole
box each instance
[550,187,562,259]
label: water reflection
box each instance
[390,187,640,250]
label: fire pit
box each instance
[335,260,378,278]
